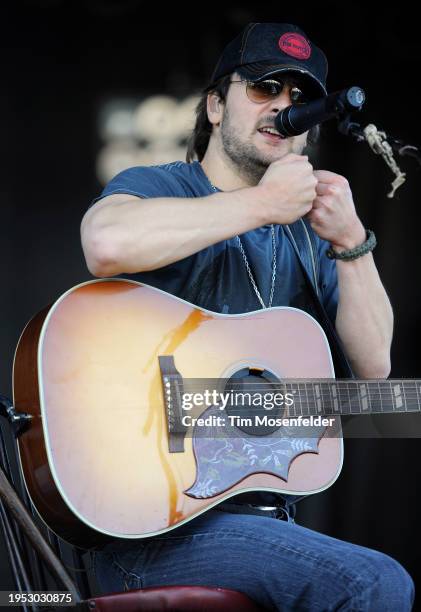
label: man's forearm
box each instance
[81,189,268,276]
[335,254,393,379]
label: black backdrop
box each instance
[1,0,421,604]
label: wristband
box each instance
[326,229,377,261]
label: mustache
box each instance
[257,117,279,130]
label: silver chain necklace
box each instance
[208,181,277,309]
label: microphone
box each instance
[275,86,366,137]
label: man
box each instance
[82,22,413,612]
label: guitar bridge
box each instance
[158,356,188,453]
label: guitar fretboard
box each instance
[275,379,421,416]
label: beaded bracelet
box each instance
[326,229,377,261]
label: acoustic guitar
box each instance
[12,279,421,547]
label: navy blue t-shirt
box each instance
[95,160,338,322]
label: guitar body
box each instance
[13,279,342,547]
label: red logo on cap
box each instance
[279,33,311,60]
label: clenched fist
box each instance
[307,170,366,250]
[257,154,318,225]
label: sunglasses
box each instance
[230,78,309,105]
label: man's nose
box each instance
[269,88,293,113]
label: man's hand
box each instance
[307,170,366,250]
[257,154,318,225]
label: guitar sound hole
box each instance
[224,367,285,436]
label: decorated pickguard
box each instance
[184,404,327,499]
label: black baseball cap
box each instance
[211,23,328,99]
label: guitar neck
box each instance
[284,379,421,416]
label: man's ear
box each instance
[207,92,223,125]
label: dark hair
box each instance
[186,76,320,163]
[186,76,231,163]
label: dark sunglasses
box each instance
[230,78,309,105]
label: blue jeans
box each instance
[93,508,414,611]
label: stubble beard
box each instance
[220,106,304,185]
